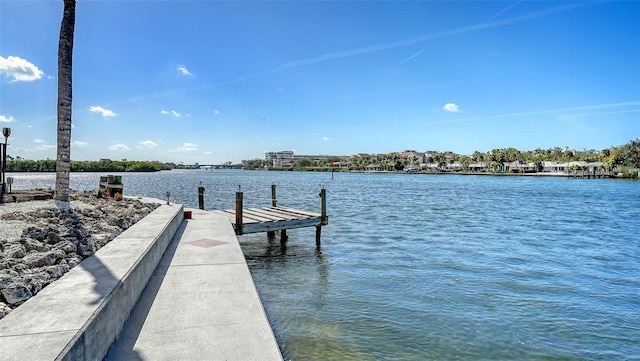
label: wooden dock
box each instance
[568,170,606,179]
[218,206,324,234]
[213,185,328,247]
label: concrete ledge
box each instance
[106,209,283,360]
[0,203,184,361]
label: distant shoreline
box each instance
[270,168,636,179]
[349,170,572,177]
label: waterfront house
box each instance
[507,160,535,173]
[542,161,603,173]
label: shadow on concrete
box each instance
[104,220,186,361]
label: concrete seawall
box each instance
[0,203,184,360]
[106,208,282,360]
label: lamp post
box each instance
[1,127,10,194]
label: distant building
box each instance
[265,151,294,167]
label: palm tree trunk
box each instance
[55,0,75,203]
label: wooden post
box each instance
[235,191,243,235]
[267,184,277,239]
[319,188,328,225]
[271,184,277,207]
[280,229,287,246]
[315,225,322,249]
[198,184,205,210]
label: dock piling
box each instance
[320,188,328,225]
[198,182,205,210]
[315,225,322,250]
[271,184,277,207]
[235,190,243,235]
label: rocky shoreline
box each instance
[0,191,160,318]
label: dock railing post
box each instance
[235,188,243,235]
[266,184,277,238]
[271,184,277,207]
[198,182,205,210]
[320,188,328,225]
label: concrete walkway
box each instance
[107,209,283,361]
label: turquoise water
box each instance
[7,170,640,360]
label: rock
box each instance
[4,244,26,259]
[26,272,51,294]
[45,229,61,245]
[1,282,32,305]
[22,238,50,252]
[77,243,95,257]
[53,240,77,254]
[67,255,82,268]
[22,226,47,241]
[0,302,11,319]
[0,274,15,288]
[93,234,109,248]
[12,263,29,276]
[0,211,28,222]
[0,191,159,312]
[35,208,58,219]
[23,252,59,268]
[46,264,68,280]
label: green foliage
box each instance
[5,159,56,172]
[297,158,315,167]
[620,170,639,179]
[6,159,169,172]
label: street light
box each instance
[1,127,11,195]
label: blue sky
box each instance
[1,0,638,164]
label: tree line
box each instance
[243,139,640,172]
[5,159,170,173]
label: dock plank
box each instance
[217,206,323,235]
[271,206,322,218]
[243,209,290,222]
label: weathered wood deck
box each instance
[218,206,324,235]
[206,185,328,247]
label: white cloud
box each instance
[0,114,15,123]
[72,141,88,148]
[177,65,192,76]
[108,144,130,151]
[177,142,198,151]
[0,56,44,82]
[90,105,117,117]
[161,110,182,117]
[443,103,460,113]
[139,140,157,148]
[34,139,45,143]
[322,136,330,141]
[204,151,212,154]
[185,113,191,117]
[35,144,56,151]
[214,109,220,115]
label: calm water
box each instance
[7,170,640,360]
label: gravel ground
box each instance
[0,191,161,317]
